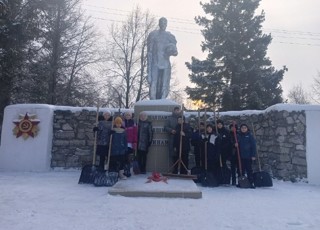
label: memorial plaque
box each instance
[134,99,180,172]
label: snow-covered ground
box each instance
[1,171,319,230]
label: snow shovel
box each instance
[104,115,115,171]
[251,122,273,187]
[94,134,119,187]
[132,154,141,175]
[233,121,251,188]
[78,104,100,184]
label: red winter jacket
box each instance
[126,126,138,149]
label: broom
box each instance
[163,104,197,179]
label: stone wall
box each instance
[52,109,96,168]
[51,108,307,181]
[216,110,307,181]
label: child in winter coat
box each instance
[124,112,138,154]
[236,123,256,187]
[202,124,221,173]
[110,116,128,180]
[123,111,138,176]
[137,112,153,174]
[191,122,205,168]
[216,119,232,167]
[164,106,181,165]
[93,110,113,171]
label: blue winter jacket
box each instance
[111,128,127,156]
[237,131,256,159]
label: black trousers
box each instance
[137,150,148,173]
[241,158,253,183]
[109,155,127,172]
[97,145,109,170]
[230,149,238,183]
[194,144,204,168]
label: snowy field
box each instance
[1,171,320,230]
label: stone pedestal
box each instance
[134,99,180,173]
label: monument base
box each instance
[134,99,180,173]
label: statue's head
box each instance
[159,17,167,30]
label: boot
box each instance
[231,177,236,186]
[130,166,134,176]
[119,170,127,180]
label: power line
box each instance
[273,41,320,47]
[83,4,197,24]
[83,3,133,14]
[272,35,320,41]
[91,16,125,24]
[84,4,320,47]
[91,16,320,46]
[83,4,320,37]
[264,28,320,37]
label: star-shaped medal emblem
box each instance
[13,113,40,139]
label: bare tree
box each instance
[311,71,320,104]
[59,16,102,105]
[168,76,184,104]
[287,83,310,104]
[102,7,156,108]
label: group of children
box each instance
[163,106,257,187]
[191,119,257,187]
[94,110,153,180]
[93,108,257,187]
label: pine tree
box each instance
[12,0,102,106]
[186,0,287,111]
[0,0,41,121]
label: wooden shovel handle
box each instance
[233,121,243,176]
[92,103,100,166]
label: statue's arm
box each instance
[167,32,178,56]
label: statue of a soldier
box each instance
[147,17,178,100]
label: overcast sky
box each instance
[83,0,320,102]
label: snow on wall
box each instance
[306,110,320,185]
[0,103,320,185]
